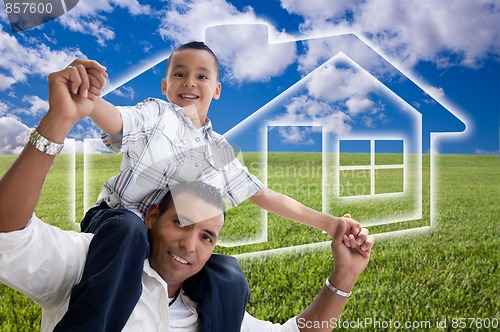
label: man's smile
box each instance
[169,252,190,265]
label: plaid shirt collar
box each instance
[172,103,214,139]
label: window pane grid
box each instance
[338,139,404,197]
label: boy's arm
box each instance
[89,97,123,135]
[0,61,103,232]
[248,187,361,239]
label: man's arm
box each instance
[249,187,362,242]
[295,219,374,331]
[0,61,106,232]
[240,220,373,332]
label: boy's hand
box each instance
[69,58,108,100]
[326,214,370,258]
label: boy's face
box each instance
[145,191,224,295]
[162,49,222,126]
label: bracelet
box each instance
[325,277,352,298]
[28,127,64,156]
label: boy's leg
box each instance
[183,254,250,332]
[54,204,149,332]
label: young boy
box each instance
[54,42,366,331]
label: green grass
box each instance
[0,153,499,331]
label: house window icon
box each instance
[338,139,404,197]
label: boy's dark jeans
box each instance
[53,202,250,332]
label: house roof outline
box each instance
[102,23,470,139]
[202,24,468,139]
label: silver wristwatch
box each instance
[28,127,64,156]
[325,277,352,298]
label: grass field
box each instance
[0,153,499,331]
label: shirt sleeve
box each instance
[0,215,92,309]
[224,157,264,206]
[240,312,299,332]
[101,98,165,153]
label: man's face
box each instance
[162,49,222,127]
[145,191,224,292]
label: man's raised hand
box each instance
[47,59,107,126]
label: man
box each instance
[0,61,373,331]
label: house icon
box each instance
[85,23,468,253]
[201,24,468,250]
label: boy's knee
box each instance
[90,209,147,244]
[207,254,249,288]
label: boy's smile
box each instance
[162,48,222,128]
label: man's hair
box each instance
[166,41,220,81]
[158,181,226,218]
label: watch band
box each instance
[325,277,352,298]
[28,127,64,156]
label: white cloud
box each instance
[59,15,115,46]
[0,116,30,154]
[16,95,49,116]
[359,0,499,68]
[284,0,500,69]
[321,110,352,137]
[58,0,152,46]
[159,0,297,83]
[207,25,297,83]
[0,101,8,116]
[271,61,386,143]
[274,95,352,139]
[280,0,363,21]
[0,7,8,25]
[111,85,136,100]
[139,40,153,53]
[297,36,395,79]
[60,138,108,155]
[346,96,375,116]
[277,126,315,145]
[159,0,256,43]
[111,0,152,15]
[0,25,84,90]
[0,74,16,91]
[43,33,57,44]
[306,64,377,103]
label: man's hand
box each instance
[46,59,107,131]
[295,215,373,332]
[331,214,374,277]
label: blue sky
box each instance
[0,0,498,155]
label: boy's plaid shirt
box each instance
[97,98,263,217]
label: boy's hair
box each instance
[166,41,220,81]
[158,181,226,219]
